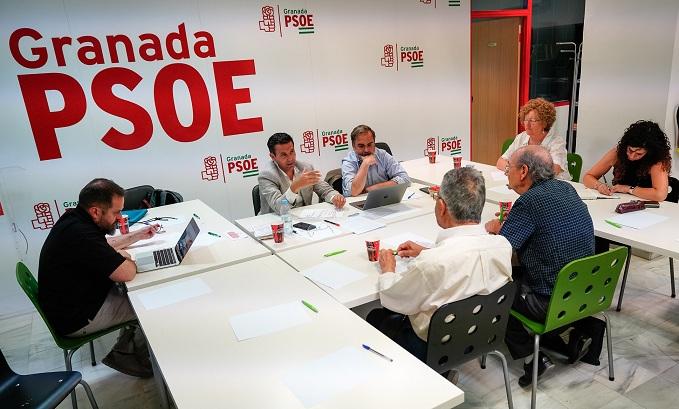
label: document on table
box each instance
[297,208,344,219]
[293,224,340,241]
[606,212,668,229]
[343,216,385,234]
[282,346,387,408]
[137,278,212,310]
[578,189,620,200]
[229,301,312,341]
[382,232,435,250]
[403,187,425,200]
[252,224,273,237]
[488,185,514,195]
[491,170,508,182]
[301,260,366,289]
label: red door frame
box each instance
[470,1,532,160]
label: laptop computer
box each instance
[135,218,200,272]
[350,183,409,210]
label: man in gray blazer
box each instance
[258,133,346,215]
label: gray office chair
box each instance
[252,185,261,215]
[426,282,516,409]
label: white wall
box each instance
[665,7,679,178]
[577,0,679,175]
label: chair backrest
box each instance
[15,262,65,348]
[567,152,583,182]
[501,138,514,155]
[123,185,155,210]
[324,168,343,198]
[542,247,628,333]
[375,142,393,156]
[252,185,261,215]
[666,176,679,203]
[0,348,14,379]
[426,281,516,374]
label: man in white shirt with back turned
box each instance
[367,167,513,363]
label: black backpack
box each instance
[123,185,183,210]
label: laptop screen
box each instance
[174,218,200,262]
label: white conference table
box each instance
[129,255,464,409]
[278,205,498,308]
[401,157,518,204]
[124,200,271,291]
[234,184,437,252]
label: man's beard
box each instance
[99,221,116,235]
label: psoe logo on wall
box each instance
[200,154,259,181]
[258,5,315,36]
[380,44,424,70]
[29,200,76,230]
[299,129,348,156]
[440,136,462,156]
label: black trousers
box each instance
[504,287,552,359]
[366,308,428,362]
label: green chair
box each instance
[501,138,514,155]
[510,247,628,409]
[567,152,583,182]
[16,262,134,409]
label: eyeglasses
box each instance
[523,118,541,123]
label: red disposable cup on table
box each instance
[498,201,512,222]
[117,215,129,235]
[429,185,441,200]
[366,240,380,262]
[453,156,462,169]
[271,223,284,243]
[424,148,437,164]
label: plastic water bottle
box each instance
[280,197,293,235]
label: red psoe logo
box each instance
[426,137,436,151]
[381,45,394,67]
[300,130,316,154]
[31,202,54,230]
[259,6,276,32]
[201,156,220,181]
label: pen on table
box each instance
[192,213,201,220]
[301,300,318,313]
[324,219,340,227]
[407,192,415,199]
[605,220,622,229]
[362,344,393,362]
[207,231,221,238]
[324,249,347,257]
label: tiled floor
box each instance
[1,254,678,408]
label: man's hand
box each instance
[485,219,502,235]
[397,240,425,258]
[378,249,396,273]
[132,224,159,241]
[360,154,377,168]
[290,169,322,193]
[331,194,346,209]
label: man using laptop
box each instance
[39,178,159,378]
[367,168,512,364]
[341,124,410,197]
[258,132,346,214]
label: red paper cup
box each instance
[429,185,441,200]
[117,215,129,234]
[366,240,380,262]
[271,223,284,243]
[427,150,437,164]
[453,156,462,169]
[498,201,512,222]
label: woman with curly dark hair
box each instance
[583,120,671,201]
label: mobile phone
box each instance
[641,200,660,208]
[419,187,430,194]
[293,222,316,231]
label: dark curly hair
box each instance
[614,120,672,182]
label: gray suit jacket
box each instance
[257,160,339,215]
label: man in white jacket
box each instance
[368,167,513,361]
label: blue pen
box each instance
[407,192,415,199]
[362,344,393,362]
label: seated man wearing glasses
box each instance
[496,98,570,180]
[39,178,160,378]
[486,146,594,387]
[368,167,513,364]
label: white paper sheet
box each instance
[488,185,514,195]
[282,346,387,408]
[403,188,425,200]
[297,208,343,219]
[381,232,435,250]
[301,260,366,289]
[253,224,273,237]
[491,171,508,182]
[292,224,340,241]
[137,278,212,310]
[362,203,416,220]
[343,216,385,234]
[606,212,668,229]
[578,189,620,200]
[229,301,312,341]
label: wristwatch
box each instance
[629,186,636,195]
